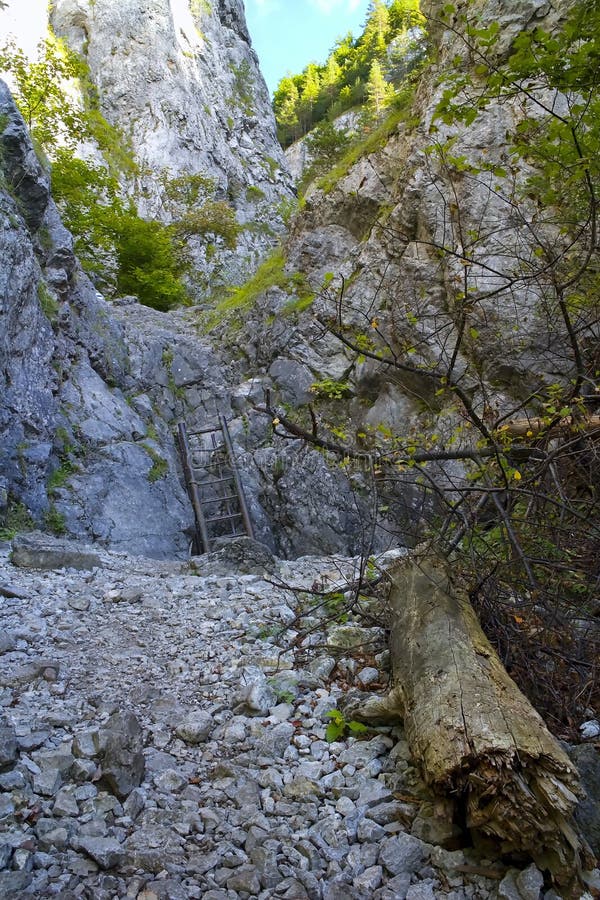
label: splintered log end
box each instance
[387,554,595,887]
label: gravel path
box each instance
[0,540,561,899]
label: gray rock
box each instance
[355,865,383,893]
[123,788,146,821]
[0,844,12,869]
[78,836,126,870]
[0,871,33,895]
[378,833,430,876]
[260,722,295,758]
[571,743,600,856]
[249,845,281,889]
[339,736,391,768]
[226,865,261,894]
[37,826,69,852]
[72,730,100,759]
[368,801,413,826]
[153,768,188,793]
[0,632,18,654]
[52,787,79,817]
[327,625,386,652]
[98,711,144,799]
[0,584,28,600]
[385,872,412,897]
[268,358,314,407]
[175,712,213,744]
[0,795,14,820]
[192,537,277,577]
[33,767,62,797]
[232,665,277,716]
[356,666,380,686]
[515,864,545,900]
[0,770,25,790]
[11,533,101,571]
[0,724,18,771]
[68,595,91,611]
[405,883,438,900]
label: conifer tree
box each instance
[366,58,395,117]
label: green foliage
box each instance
[1,38,244,311]
[43,503,67,535]
[0,35,88,149]
[245,184,266,202]
[0,501,35,541]
[302,119,353,183]
[316,85,417,193]
[325,709,369,743]
[143,444,169,483]
[310,379,352,401]
[173,200,240,250]
[47,459,78,494]
[273,0,424,146]
[216,247,288,313]
[114,213,189,310]
[229,59,255,116]
[37,281,59,322]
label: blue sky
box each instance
[245,0,371,95]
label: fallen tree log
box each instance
[498,413,600,439]
[363,554,594,888]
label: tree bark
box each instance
[500,413,600,438]
[381,554,594,887]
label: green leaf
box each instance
[347,720,369,735]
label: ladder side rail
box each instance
[219,414,255,540]
[177,422,212,554]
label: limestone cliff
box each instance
[0,81,372,560]
[44,0,294,287]
[0,82,197,556]
[241,0,589,453]
[1,0,596,563]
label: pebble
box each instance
[0,545,546,898]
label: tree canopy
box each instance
[273,0,424,146]
[0,34,240,311]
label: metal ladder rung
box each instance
[191,475,235,486]
[177,418,254,554]
[194,459,228,470]
[188,425,223,436]
[205,511,242,523]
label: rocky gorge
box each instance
[1,0,600,896]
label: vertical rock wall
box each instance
[47,0,294,287]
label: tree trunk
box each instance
[380,555,594,887]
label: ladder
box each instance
[176,414,255,554]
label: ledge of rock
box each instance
[10,532,103,571]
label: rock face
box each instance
[48,0,294,286]
[0,83,194,557]
[2,0,593,562]
[0,84,384,560]
[234,0,590,477]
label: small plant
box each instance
[47,459,78,493]
[37,281,59,322]
[44,503,67,535]
[0,501,35,540]
[245,184,265,202]
[325,709,369,743]
[143,444,169,483]
[310,379,352,401]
